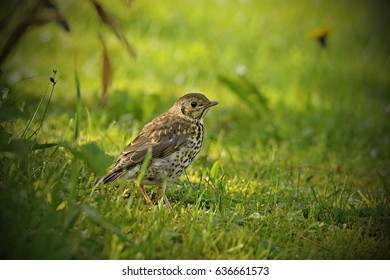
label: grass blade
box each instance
[74,71,81,142]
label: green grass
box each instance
[1,0,389,259]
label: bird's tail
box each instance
[103,169,124,184]
[94,169,124,186]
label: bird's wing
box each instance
[102,115,192,184]
[102,132,187,184]
[111,126,190,172]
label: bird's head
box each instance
[172,93,218,121]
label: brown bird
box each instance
[100,93,218,209]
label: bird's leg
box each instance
[161,181,172,210]
[138,184,152,203]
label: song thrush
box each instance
[100,93,218,209]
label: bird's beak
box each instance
[206,100,219,108]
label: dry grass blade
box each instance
[98,33,112,106]
[90,0,136,59]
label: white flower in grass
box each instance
[235,64,247,77]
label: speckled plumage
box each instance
[101,93,218,209]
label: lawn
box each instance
[0,0,389,259]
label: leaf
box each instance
[0,86,9,98]
[218,75,268,111]
[0,138,57,157]
[90,0,136,59]
[81,204,128,239]
[0,0,70,66]
[79,142,115,175]
[31,142,58,150]
[99,33,112,106]
[0,139,29,156]
[62,142,114,175]
[0,105,28,121]
[0,125,12,146]
[31,0,71,32]
[242,78,268,108]
[219,75,249,103]
[0,2,36,66]
[62,206,82,232]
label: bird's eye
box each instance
[190,101,197,108]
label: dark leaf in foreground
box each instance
[0,0,70,66]
[0,138,57,157]
[79,142,115,175]
[30,0,71,32]
[62,142,114,175]
[0,106,28,121]
[81,204,129,240]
